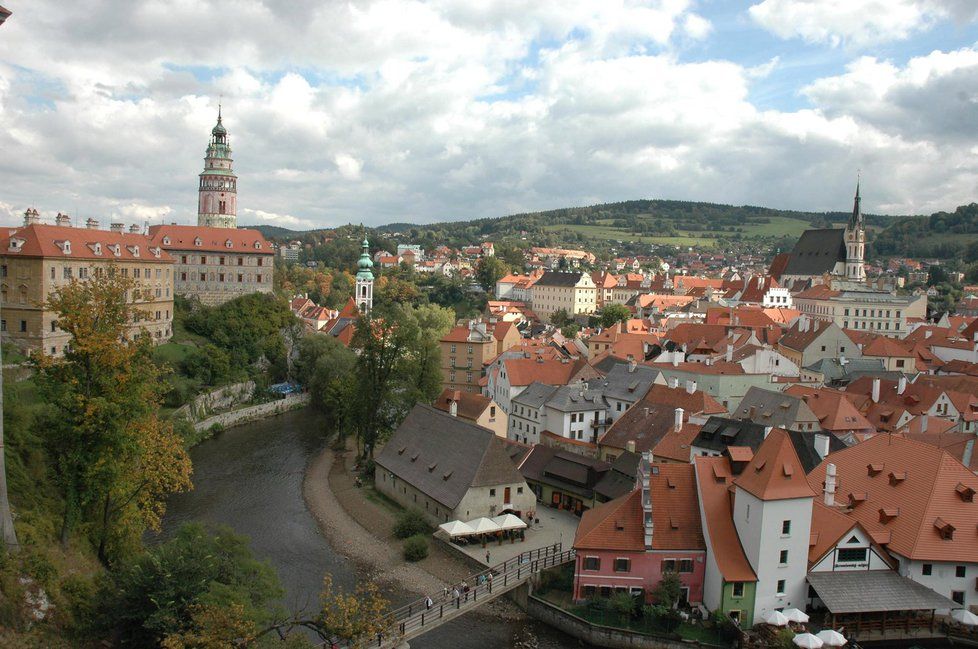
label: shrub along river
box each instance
[159,408,584,648]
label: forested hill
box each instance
[872,203,978,259]
[248,198,899,254]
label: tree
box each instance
[651,572,682,608]
[560,323,580,339]
[33,271,191,562]
[0,338,18,551]
[475,256,509,293]
[293,335,357,439]
[599,304,631,329]
[550,309,572,327]
[98,523,281,647]
[313,574,390,643]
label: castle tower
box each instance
[355,238,374,314]
[197,106,238,229]
[844,179,866,282]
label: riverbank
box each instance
[302,439,525,621]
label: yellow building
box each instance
[530,271,597,322]
[0,211,174,357]
[439,319,521,394]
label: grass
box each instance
[541,224,718,248]
[153,342,196,367]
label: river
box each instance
[160,408,587,649]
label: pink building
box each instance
[573,460,706,605]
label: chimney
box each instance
[839,355,846,366]
[627,355,636,373]
[669,377,679,389]
[55,212,71,227]
[919,414,928,432]
[824,463,837,507]
[640,451,653,550]
[129,224,141,233]
[672,353,679,367]
[110,222,124,233]
[871,377,880,404]
[924,329,932,340]
[626,440,636,454]
[23,208,40,226]
[674,407,684,432]
[814,433,830,459]
[897,376,907,395]
[449,400,458,417]
[85,217,99,230]
[726,344,733,363]
[685,380,696,395]
[763,426,772,439]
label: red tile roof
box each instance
[433,389,493,421]
[733,428,816,501]
[502,356,597,387]
[693,456,757,582]
[1,223,172,263]
[147,224,272,255]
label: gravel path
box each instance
[302,442,523,620]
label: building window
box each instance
[0,320,5,332]
[614,558,631,573]
[776,580,786,596]
[489,489,496,497]
[583,557,600,571]
[19,320,26,332]
[922,564,933,576]
[953,591,965,606]
[661,559,676,573]
[517,486,523,494]
[779,550,788,565]
[238,257,244,266]
[732,582,744,598]
[582,585,597,598]
[679,559,694,573]
[50,321,56,332]
[781,520,791,535]
[957,566,967,578]
[837,548,867,563]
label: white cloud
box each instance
[0,0,975,229]
[748,0,970,47]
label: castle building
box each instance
[197,107,237,229]
[355,238,374,314]
[147,225,273,306]
[0,210,174,357]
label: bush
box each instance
[403,535,428,562]
[609,591,636,620]
[393,509,431,539]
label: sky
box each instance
[0,1,977,231]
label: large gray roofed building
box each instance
[592,362,661,403]
[535,270,586,287]
[781,228,846,277]
[375,404,525,509]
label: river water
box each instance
[159,408,587,649]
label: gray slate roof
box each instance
[733,387,818,430]
[803,357,893,385]
[545,384,608,412]
[535,270,585,287]
[693,416,845,472]
[593,362,661,403]
[512,382,559,409]
[593,451,639,501]
[806,570,956,614]
[375,404,526,509]
[782,228,846,277]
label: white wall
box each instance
[733,490,813,619]
[897,556,978,612]
[810,526,890,572]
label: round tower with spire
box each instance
[844,178,866,282]
[197,105,238,229]
[355,238,374,314]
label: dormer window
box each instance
[889,471,907,485]
[194,237,202,247]
[110,244,121,257]
[935,518,955,540]
[957,483,975,502]
[92,243,102,255]
[162,236,171,245]
[225,239,233,248]
[867,463,884,476]
[151,247,161,258]
[8,238,24,252]
[254,241,262,249]
[127,245,140,257]
[61,240,71,254]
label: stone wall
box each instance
[175,381,255,422]
[526,596,722,649]
[193,393,310,432]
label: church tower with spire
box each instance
[197,106,238,228]
[844,179,866,282]
[355,238,374,314]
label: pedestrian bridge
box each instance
[343,543,575,649]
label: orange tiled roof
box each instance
[733,428,816,501]
[147,224,272,255]
[1,223,172,263]
[693,457,757,582]
[502,356,597,387]
[809,434,978,562]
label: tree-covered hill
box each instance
[871,203,978,259]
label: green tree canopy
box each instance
[599,304,632,329]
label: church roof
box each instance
[781,228,846,277]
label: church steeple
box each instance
[355,238,374,314]
[197,105,237,229]
[844,176,866,282]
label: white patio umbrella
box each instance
[951,609,978,626]
[792,633,824,649]
[438,520,475,537]
[467,517,502,534]
[491,513,527,530]
[815,629,847,647]
[783,608,810,624]
[763,610,790,627]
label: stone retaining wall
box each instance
[175,381,255,422]
[194,393,310,432]
[527,596,723,649]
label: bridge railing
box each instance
[337,542,575,649]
